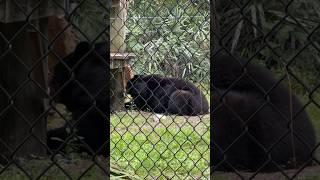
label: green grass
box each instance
[111,88,320,179]
[110,112,210,179]
[305,95,320,140]
[4,86,318,179]
[303,93,320,162]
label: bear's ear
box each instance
[73,41,92,60]
[221,91,244,106]
[94,42,107,55]
[133,74,142,80]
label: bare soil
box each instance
[212,165,320,180]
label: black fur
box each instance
[48,41,107,155]
[126,75,209,116]
[212,52,316,172]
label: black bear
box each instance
[212,52,316,172]
[126,74,209,116]
[48,41,107,156]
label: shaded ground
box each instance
[0,104,110,179]
[0,156,108,179]
[213,165,320,180]
[47,104,320,179]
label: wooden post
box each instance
[47,15,78,80]
[0,21,48,164]
[111,0,127,53]
[110,53,135,112]
[110,0,135,112]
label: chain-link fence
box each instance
[111,0,210,179]
[0,0,319,179]
[0,0,109,179]
[211,0,320,179]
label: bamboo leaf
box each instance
[231,20,244,53]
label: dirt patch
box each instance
[111,111,210,134]
[213,165,320,180]
[0,155,108,179]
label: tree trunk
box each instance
[47,15,78,81]
[0,20,49,164]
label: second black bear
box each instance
[126,74,209,116]
[48,41,107,156]
[212,52,316,172]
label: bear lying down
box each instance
[126,74,209,116]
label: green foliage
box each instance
[69,0,108,42]
[126,0,210,84]
[218,1,320,91]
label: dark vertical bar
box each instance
[210,0,214,177]
[210,0,220,177]
[106,0,111,177]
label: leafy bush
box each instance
[69,0,108,42]
[217,0,320,92]
[126,0,210,84]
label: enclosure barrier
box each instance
[0,0,319,179]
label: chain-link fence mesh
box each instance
[211,0,320,179]
[0,0,319,179]
[0,0,109,179]
[111,0,210,179]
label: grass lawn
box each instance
[111,111,210,179]
[110,91,320,179]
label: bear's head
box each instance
[126,75,147,98]
[50,41,106,111]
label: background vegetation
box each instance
[111,0,211,178]
[217,0,320,93]
[213,1,320,178]
[125,0,210,84]
[69,0,108,42]
[67,0,320,179]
